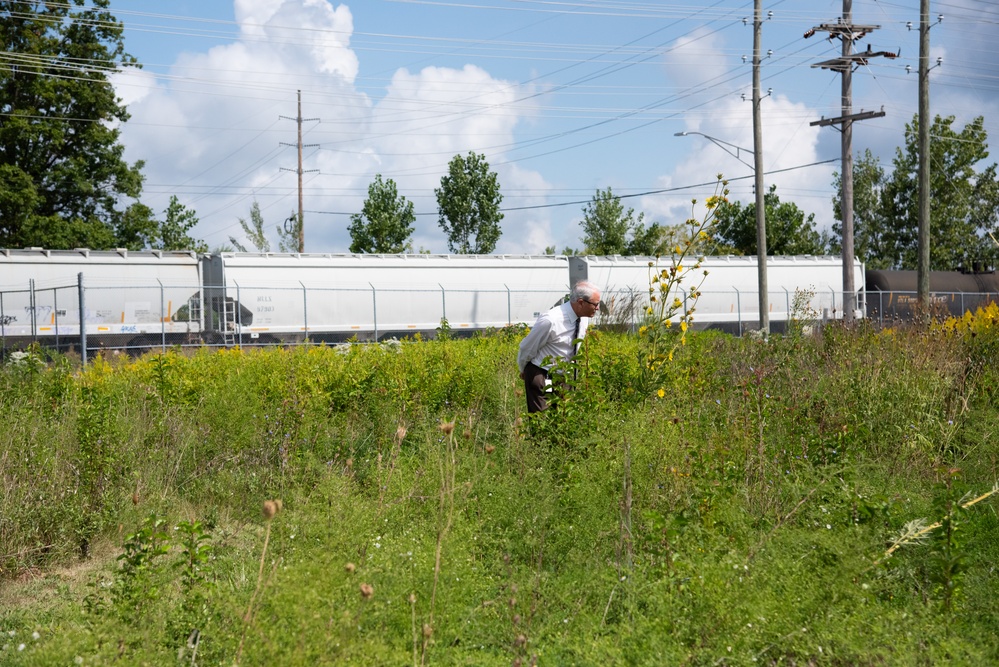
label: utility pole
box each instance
[752,0,768,334]
[280,90,319,253]
[916,0,931,322]
[807,4,896,322]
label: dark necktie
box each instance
[572,317,581,381]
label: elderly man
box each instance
[517,280,601,413]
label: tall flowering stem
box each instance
[636,176,727,400]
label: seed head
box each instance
[262,500,278,520]
[408,593,416,604]
[439,421,455,435]
[422,623,433,638]
[345,562,356,574]
[485,445,496,454]
[463,428,473,440]
[360,583,374,599]
[514,633,527,648]
[394,425,407,444]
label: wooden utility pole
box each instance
[916,0,931,320]
[752,0,768,334]
[280,90,318,252]
[808,4,895,322]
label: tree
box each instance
[0,0,149,249]
[544,245,581,255]
[627,221,675,256]
[277,213,301,253]
[115,196,207,252]
[831,149,894,269]
[884,115,998,270]
[833,116,999,270]
[580,187,636,254]
[155,196,206,252]
[230,201,271,252]
[435,152,503,253]
[712,185,828,256]
[578,187,671,255]
[349,175,415,253]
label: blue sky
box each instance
[109,0,999,254]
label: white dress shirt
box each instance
[517,301,588,373]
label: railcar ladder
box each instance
[222,298,237,346]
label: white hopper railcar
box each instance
[571,255,865,334]
[202,253,570,344]
[1,249,864,356]
[0,248,204,351]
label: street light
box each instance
[676,130,768,334]
[673,131,755,170]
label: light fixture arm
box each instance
[674,131,755,170]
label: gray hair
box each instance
[571,280,599,302]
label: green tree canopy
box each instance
[435,152,503,254]
[834,115,999,270]
[578,187,671,255]
[230,201,271,253]
[116,196,207,252]
[831,149,894,269]
[711,185,828,256]
[349,174,415,253]
[277,212,301,253]
[0,0,154,249]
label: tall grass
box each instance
[1,319,998,665]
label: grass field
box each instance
[2,311,998,666]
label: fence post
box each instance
[439,284,446,325]
[30,278,37,342]
[734,287,742,337]
[78,273,87,366]
[158,279,166,352]
[784,287,790,326]
[505,284,511,325]
[301,282,309,344]
[235,281,243,347]
[370,283,378,341]
[53,286,60,352]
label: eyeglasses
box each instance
[582,298,601,308]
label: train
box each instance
[0,248,995,358]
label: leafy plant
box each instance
[634,177,726,402]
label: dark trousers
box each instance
[523,362,550,413]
